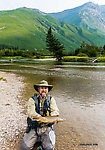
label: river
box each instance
[0,60,105,150]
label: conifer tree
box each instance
[46,27,64,61]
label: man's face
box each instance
[38,86,48,98]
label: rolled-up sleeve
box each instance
[50,97,59,116]
[27,98,39,120]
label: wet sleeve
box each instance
[27,97,40,120]
[50,97,59,116]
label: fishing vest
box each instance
[27,94,51,129]
[32,93,51,116]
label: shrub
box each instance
[77,52,88,57]
[0,77,7,82]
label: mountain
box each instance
[0,7,105,52]
[48,2,105,33]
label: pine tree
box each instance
[46,27,64,61]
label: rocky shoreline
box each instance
[0,71,26,150]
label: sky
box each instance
[1,0,105,13]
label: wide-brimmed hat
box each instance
[34,80,53,92]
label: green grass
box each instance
[2,56,24,59]
[63,56,89,62]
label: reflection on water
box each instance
[1,61,105,149]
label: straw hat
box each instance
[34,80,53,92]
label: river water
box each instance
[0,61,105,150]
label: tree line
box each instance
[74,41,105,57]
[0,49,37,58]
[0,27,105,60]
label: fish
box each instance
[35,116,65,124]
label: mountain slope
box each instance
[49,2,105,33]
[0,7,105,52]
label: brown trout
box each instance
[35,116,65,123]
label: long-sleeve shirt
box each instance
[27,95,59,120]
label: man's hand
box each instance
[33,114,42,121]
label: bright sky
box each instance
[1,0,105,13]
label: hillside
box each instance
[49,2,105,33]
[0,7,105,52]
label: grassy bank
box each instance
[63,56,89,62]
[97,57,105,62]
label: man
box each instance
[21,80,59,150]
